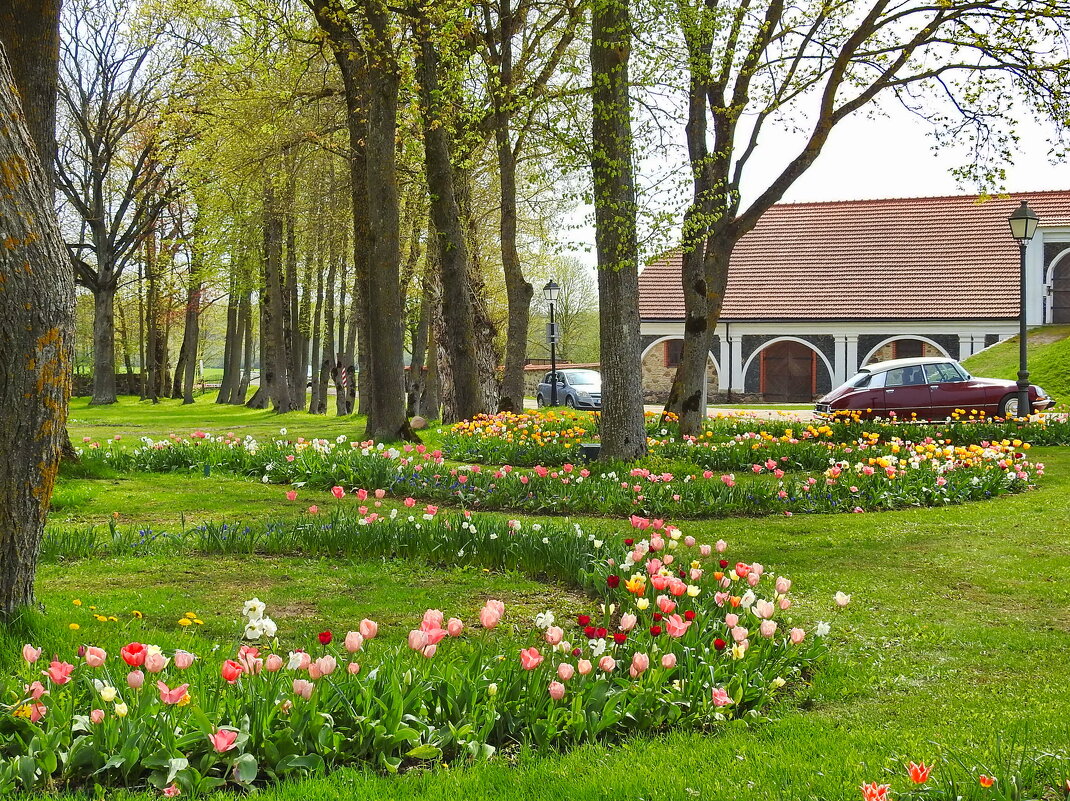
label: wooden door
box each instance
[760,341,816,401]
[1053,257,1070,324]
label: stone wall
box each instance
[640,341,717,403]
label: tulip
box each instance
[657,595,676,615]
[120,642,146,667]
[288,650,311,670]
[789,627,806,644]
[114,702,128,717]
[775,576,792,594]
[545,626,564,646]
[308,505,319,514]
[144,651,170,673]
[344,631,365,653]
[479,606,501,629]
[127,670,145,689]
[421,609,444,630]
[730,625,748,643]
[264,654,284,672]
[157,681,190,705]
[557,663,575,681]
[293,679,315,700]
[629,652,650,678]
[715,539,727,553]
[96,683,116,702]
[753,600,775,619]
[43,660,75,685]
[760,620,778,638]
[577,659,593,675]
[318,631,333,645]
[519,647,543,670]
[209,729,239,753]
[907,761,931,784]
[665,614,691,638]
[712,687,732,707]
[313,655,337,676]
[330,486,345,499]
[84,646,107,667]
[359,619,379,639]
[619,613,637,632]
[725,613,739,628]
[661,653,677,669]
[597,655,616,672]
[447,617,464,637]
[978,775,995,789]
[548,680,566,700]
[90,709,105,724]
[221,660,244,683]
[835,591,851,607]
[173,650,195,670]
[861,783,891,801]
[347,661,361,674]
[22,644,42,664]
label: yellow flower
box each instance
[132,610,143,619]
[624,574,647,595]
[108,616,118,622]
[636,597,650,610]
[13,704,32,719]
[114,702,128,717]
[194,619,204,625]
[69,623,80,630]
[178,618,192,627]
[185,612,197,619]
[177,692,192,707]
[72,599,82,606]
[94,614,108,622]
[686,585,701,597]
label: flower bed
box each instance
[3,512,827,793]
[76,434,1043,518]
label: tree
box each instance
[0,37,75,616]
[665,0,1070,435]
[56,0,181,405]
[591,0,647,459]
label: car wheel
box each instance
[998,394,1020,418]
[536,394,544,408]
[565,395,576,408]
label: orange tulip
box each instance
[907,761,931,784]
[979,775,995,788]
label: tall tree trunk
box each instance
[263,181,294,412]
[493,0,533,413]
[309,236,326,414]
[0,41,74,616]
[407,242,435,417]
[246,289,270,409]
[217,273,240,404]
[144,229,160,403]
[422,325,441,421]
[591,0,646,460]
[235,291,253,404]
[414,15,484,422]
[89,283,118,405]
[177,270,200,404]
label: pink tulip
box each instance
[307,505,319,515]
[174,650,195,670]
[127,669,144,689]
[779,597,792,611]
[712,687,732,707]
[629,652,650,678]
[313,655,337,676]
[162,784,181,798]
[359,619,378,639]
[22,644,42,664]
[716,539,727,553]
[725,613,739,628]
[422,643,438,658]
[657,595,676,615]
[754,600,774,619]
[669,579,687,598]
[598,655,616,672]
[665,614,691,638]
[479,606,501,629]
[221,660,243,684]
[28,702,47,722]
[421,609,444,630]
[144,651,169,673]
[699,544,712,557]
[447,617,464,637]
[731,626,749,643]
[347,661,361,674]
[684,535,696,547]
[775,576,792,594]
[330,486,345,499]
[157,681,189,705]
[285,490,298,501]
[548,681,566,700]
[557,662,575,681]
[661,653,677,669]
[545,626,564,646]
[293,679,315,699]
[90,709,105,725]
[44,660,75,685]
[577,659,593,675]
[408,630,429,651]
[789,627,806,644]
[404,497,416,507]
[84,646,107,668]
[344,631,365,653]
[619,613,637,632]
[760,620,778,638]
[25,680,47,700]
[264,654,284,672]
[209,729,238,753]
[425,628,448,646]
[519,647,543,670]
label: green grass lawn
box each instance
[963,324,1070,404]
[10,399,1070,799]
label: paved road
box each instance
[521,397,816,421]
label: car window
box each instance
[845,371,872,388]
[884,366,926,387]
[564,370,600,384]
[924,362,963,383]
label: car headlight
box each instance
[577,390,591,399]
[1035,386,1048,398]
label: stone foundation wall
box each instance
[640,343,717,403]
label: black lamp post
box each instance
[543,280,560,406]
[1008,200,1039,418]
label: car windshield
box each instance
[564,370,600,385]
[845,371,873,388]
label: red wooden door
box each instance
[1053,258,1070,324]
[760,341,816,401]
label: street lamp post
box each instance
[1008,200,1039,418]
[543,280,560,406]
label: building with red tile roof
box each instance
[638,191,1070,402]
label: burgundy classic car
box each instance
[815,357,1053,419]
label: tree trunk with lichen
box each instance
[0,41,75,617]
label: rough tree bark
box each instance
[591,0,646,460]
[0,39,75,616]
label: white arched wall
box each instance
[639,335,721,375]
[740,336,834,394]
[860,335,951,367]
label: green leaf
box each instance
[406,744,442,760]
[233,753,258,785]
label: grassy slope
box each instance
[14,401,1070,799]
[963,324,1070,404]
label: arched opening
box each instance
[639,337,718,403]
[1052,253,1070,324]
[864,337,948,365]
[758,340,824,402]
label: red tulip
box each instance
[221,659,244,684]
[120,642,146,667]
[907,762,931,784]
[318,631,333,645]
